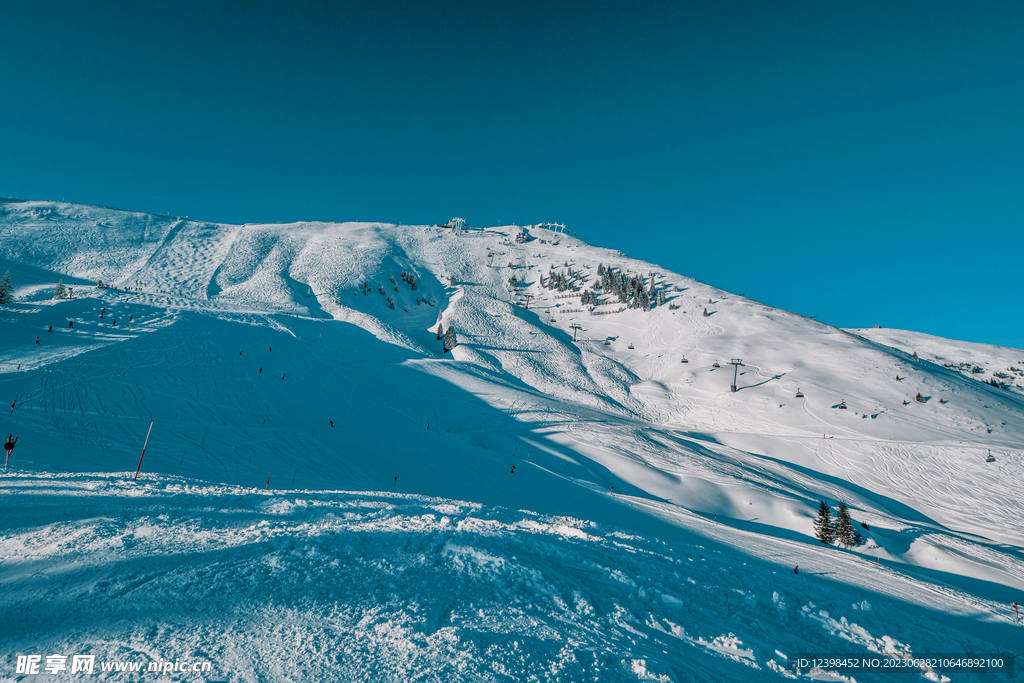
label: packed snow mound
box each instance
[1,198,1022,679]
[0,473,1015,682]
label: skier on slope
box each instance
[1014,601,1020,621]
[510,465,515,474]
[4,434,17,469]
[794,565,799,575]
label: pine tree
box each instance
[703,307,708,317]
[638,287,650,311]
[443,325,457,353]
[53,279,66,300]
[813,501,835,544]
[436,309,443,325]
[0,271,12,304]
[834,501,856,547]
[436,323,444,340]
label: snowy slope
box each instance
[1,198,1022,682]
[850,327,1024,396]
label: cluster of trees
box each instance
[594,264,664,311]
[400,271,418,290]
[436,322,458,353]
[542,266,581,293]
[813,501,864,547]
[514,228,532,243]
[357,272,419,299]
[434,311,458,353]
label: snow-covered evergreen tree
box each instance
[637,287,650,311]
[0,271,12,304]
[813,501,835,544]
[436,323,444,340]
[834,501,857,547]
[443,325,457,353]
[53,279,66,300]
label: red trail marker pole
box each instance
[266,472,271,490]
[134,422,154,482]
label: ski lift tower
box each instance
[729,359,744,392]
[570,323,583,341]
[448,217,466,235]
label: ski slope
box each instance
[1,198,1021,681]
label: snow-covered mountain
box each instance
[1,198,1021,682]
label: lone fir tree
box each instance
[834,501,857,547]
[0,271,12,304]
[436,323,444,340]
[443,325,457,353]
[813,500,835,544]
[52,279,66,300]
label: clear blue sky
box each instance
[2,1,1022,347]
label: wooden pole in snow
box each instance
[266,472,271,490]
[134,421,154,481]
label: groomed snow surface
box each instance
[1,199,1021,681]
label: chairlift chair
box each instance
[986,451,996,463]
[628,343,635,349]
[795,389,804,398]
[712,361,720,368]
[838,400,847,409]
[680,357,688,363]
